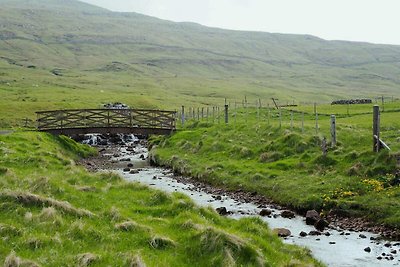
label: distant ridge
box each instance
[0,0,399,102]
[0,0,108,12]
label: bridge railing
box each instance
[36,109,176,131]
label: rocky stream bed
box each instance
[78,134,400,267]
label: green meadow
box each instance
[151,104,400,228]
[0,131,321,266]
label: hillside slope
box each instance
[0,0,400,115]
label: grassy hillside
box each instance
[150,104,400,230]
[0,131,321,266]
[1,0,400,128]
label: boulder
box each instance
[314,219,329,231]
[126,146,135,152]
[216,207,229,216]
[306,210,321,225]
[280,210,295,219]
[308,230,322,236]
[273,228,291,238]
[359,234,367,239]
[127,163,134,168]
[123,168,130,172]
[129,169,139,174]
[299,231,308,237]
[259,209,272,217]
[98,140,108,146]
[364,247,371,253]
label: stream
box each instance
[83,134,400,267]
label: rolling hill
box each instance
[0,0,400,119]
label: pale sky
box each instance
[81,0,400,45]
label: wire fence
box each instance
[176,98,400,152]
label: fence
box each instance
[177,98,400,153]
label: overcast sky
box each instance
[81,0,400,45]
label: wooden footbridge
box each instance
[36,109,176,136]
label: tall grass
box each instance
[0,131,321,266]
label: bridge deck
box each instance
[36,109,176,136]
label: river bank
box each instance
[148,122,400,234]
[1,131,321,266]
[79,137,400,266]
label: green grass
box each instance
[0,131,321,266]
[151,105,400,228]
[1,0,400,130]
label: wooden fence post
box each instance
[234,102,237,125]
[201,107,204,120]
[373,105,380,152]
[212,107,215,123]
[315,112,319,135]
[225,104,229,124]
[245,96,248,123]
[290,111,293,129]
[279,109,282,128]
[181,106,185,126]
[330,115,336,147]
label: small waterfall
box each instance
[81,134,139,146]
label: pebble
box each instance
[364,247,371,253]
